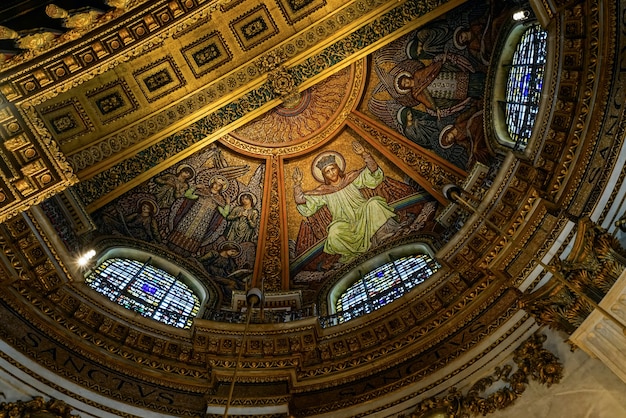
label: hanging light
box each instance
[223,288,263,417]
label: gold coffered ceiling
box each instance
[1,0,467,220]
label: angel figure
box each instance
[225,192,260,243]
[165,147,250,256]
[153,164,195,208]
[167,175,232,256]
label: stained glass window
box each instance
[504,23,547,150]
[85,258,200,329]
[336,254,439,322]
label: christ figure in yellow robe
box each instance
[292,142,398,263]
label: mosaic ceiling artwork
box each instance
[4,0,622,416]
[90,143,265,305]
[41,0,501,309]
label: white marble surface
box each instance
[488,328,626,418]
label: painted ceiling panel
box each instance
[284,130,440,297]
[47,0,496,309]
[90,142,265,305]
[358,0,501,171]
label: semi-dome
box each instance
[1,0,626,417]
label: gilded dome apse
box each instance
[230,64,360,147]
[0,0,625,417]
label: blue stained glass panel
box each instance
[504,23,547,150]
[336,254,439,322]
[85,258,200,329]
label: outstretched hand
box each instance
[352,141,365,155]
[292,167,303,185]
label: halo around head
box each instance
[238,191,257,206]
[209,175,229,192]
[405,39,421,60]
[311,151,346,183]
[176,164,196,178]
[453,26,468,50]
[439,125,456,149]
[137,198,159,216]
[394,71,413,95]
[397,106,410,125]
[219,241,242,254]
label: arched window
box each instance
[85,257,200,329]
[504,23,547,148]
[334,253,440,323]
[493,21,548,151]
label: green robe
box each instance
[297,168,396,262]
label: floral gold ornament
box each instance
[412,333,563,417]
[0,396,77,418]
[268,66,300,106]
[520,218,626,335]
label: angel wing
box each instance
[181,143,224,169]
[414,23,452,58]
[373,36,412,67]
[368,97,405,133]
[194,164,250,189]
[245,164,265,205]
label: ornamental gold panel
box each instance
[74,304,104,329]
[48,288,80,314]
[0,97,75,223]
[86,79,139,124]
[39,97,93,145]
[275,337,290,353]
[2,0,207,102]
[564,14,585,37]
[230,5,279,51]
[0,397,76,418]
[181,31,232,78]
[133,55,187,103]
[275,0,326,24]
[98,317,129,342]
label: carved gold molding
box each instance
[520,218,626,334]
[410,333,562,418]
[0,98,77,223]
[0,396,77,418]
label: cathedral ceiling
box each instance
[0,0,466,221]
[38,0,496,306]
[0,0,625,416]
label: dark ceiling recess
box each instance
[0,0,115,52]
